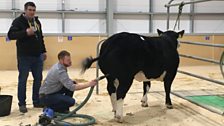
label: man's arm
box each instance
[58,70,76,91]
[38,20,46,53]
[37,19,47,60]
[58,70,97,91]
[7,19,27,40]
[74,80,97,91]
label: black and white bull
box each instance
[82,29,184,122]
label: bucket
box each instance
[0,95,13,117]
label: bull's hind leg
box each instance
[107,77,117,113]
[115,78,133,123]
[141,81,151,107]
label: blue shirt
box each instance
[39,63,75,95]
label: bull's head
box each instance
[157,29,185,48]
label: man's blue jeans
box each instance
[17,56,43,106]
[40,87,75,112]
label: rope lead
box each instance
[173,2,184,30]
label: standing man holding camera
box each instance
[8,1,46,113]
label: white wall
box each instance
[65,0,106,11]
[16,0,61,10]
[153,0,190,13]
[1,0,224,34]
[194,15,224,33]
[0,13,13,33]
[64,14,106,33]
[114,19,149,33]
[153,20,190,33]
[153,15,190,33]
[0,0,11,9]
[0,18,12,33]
[194,1,224,13]
[115,0,149,12]
[65,19,106,33]
[40,19,62,33]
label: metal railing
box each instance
[165,0,213,8]
[180,41,224,48]
[96,39,106,94]
[220,52,224,78]
[179,40,224,85]
[165,0,224,30]
[179,54,220,64]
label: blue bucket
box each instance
[0,95,13,117]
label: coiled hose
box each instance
[53,75,108,126]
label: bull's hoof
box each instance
[166,104,173,109]
[114,115,123,123]
[141,102,149,107]
[113,111,116,118]
[141,100,149,107]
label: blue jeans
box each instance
[40,87,75,112]
[17,56,43,106]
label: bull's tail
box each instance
[81,56,99,74]
[81,39,107,74]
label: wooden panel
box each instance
[0,36,106,70]
[213,35,224,61]
[179,35,214,66]
[44,36,106,69]
[0,37,17,70]
[0,35,223,70]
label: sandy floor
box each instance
[0,65,224,126]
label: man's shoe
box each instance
[19,105,28,113]
[33,103,45,108]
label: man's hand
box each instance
[42,53,47,61]
[26,28,35,36]
[89,80,98,87]
[74,80,98,90]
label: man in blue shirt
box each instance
[39,50,97,113]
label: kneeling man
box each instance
[39,50,97,113]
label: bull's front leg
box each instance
[164,73,175,109]
[141,81,151,107]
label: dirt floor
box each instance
[0,65,223,126]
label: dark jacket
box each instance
[8,14,46,57]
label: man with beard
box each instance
[39,50,97,113]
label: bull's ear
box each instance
[157,29,163,36]
[178,30,185,38]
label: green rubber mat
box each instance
[186,95,224,112]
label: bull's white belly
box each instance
[134,71,166,82]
